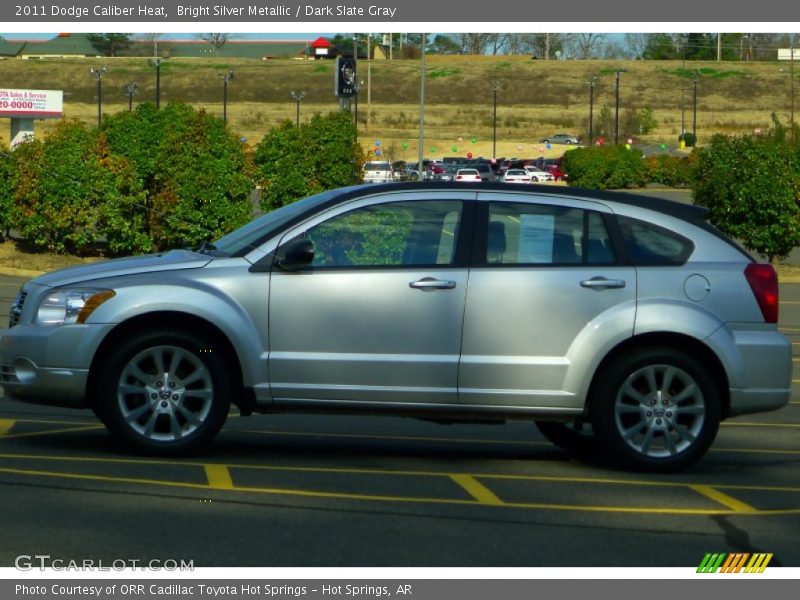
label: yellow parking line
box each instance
[0,465,782,516]
[0,425,104,440]
[204,464,234,490]
[721,422,800,429]
[690,485,757,513]
[711,447,800,455]
[780,301,800,305]
[0,420,14,436]
[450,474,504,505]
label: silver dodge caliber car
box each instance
[0,183,791,470]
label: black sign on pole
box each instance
[335,56,357,97]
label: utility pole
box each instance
[681,34,688,136]
[588,77,598,146]
[367,34,371,131]
[614,69,626,145]
[221,70,234,123]
[418,33,426,181]
[717,33,721,62]
[692,75,698,137]
[149,58,162,108]
[492,80,500,159]
[545,33,550,60]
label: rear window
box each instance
[364,162,391,171]
[616,215,694,265]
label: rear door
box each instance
[459,192,636,409]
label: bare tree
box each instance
[197,33,232,56]
[455,33,493,55]
[623,33,648,59]
[138,33,165,57]
[568,33,607,59]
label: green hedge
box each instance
[691,133,800,262]
[643,155,694,187]
[561,145,647,190]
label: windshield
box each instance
[212,188,347,257]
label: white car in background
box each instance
[501,169,533,184]
[454,168,482,182]
[362,161,394,184]
[525,166,555,182]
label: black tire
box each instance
[590,347,721,472]
[535,420,597,455]
[96,329,232,456]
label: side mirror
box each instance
[277,238,314,271]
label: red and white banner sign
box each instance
[0,89,63,119]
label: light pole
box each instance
[418,33,426,181]
[290,91,305,127]
[353,79,365,136]
[740,33,750,62]
[492,80,500,159]
[680,34,688,136]
[614,69,626,145]
[588,77,598,146]
[692,73,699,138]
[89,66,108,127]
[123,82,138,112]
[221,70,234,123]
[149,57,162,108]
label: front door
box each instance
[269,194,472,406]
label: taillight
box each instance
[744,263,779,324]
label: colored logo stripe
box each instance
[698,553,772,573]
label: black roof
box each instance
[339,181,708,223]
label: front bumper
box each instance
[0,323,114,407]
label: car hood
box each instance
[29,250,213,288]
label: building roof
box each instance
[310,37,333,49]
[22,33,100,56]
[0,40,26,57]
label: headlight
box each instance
[36,289,115,326]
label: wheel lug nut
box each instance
[172,394,179,400]
[656,418,662,425]
[156,381,163,387]
[150,393,158,400]
[160,401,168,408]
[666,412,672,418]
[650,399,656,405]
[169,382,175,388]
[646,411,652,417]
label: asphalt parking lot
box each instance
[0,273,799,567]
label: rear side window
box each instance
[484,202,617,265]
[616,215,694,265]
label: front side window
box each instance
[295,200,462,268]
[485,202,616,265]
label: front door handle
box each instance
[409,277,457,290]
[580,276,626,290]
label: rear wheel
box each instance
[97,329,232,455]
[590,347,721,471]
[535,419,597,455]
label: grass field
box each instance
[0,55,796,157]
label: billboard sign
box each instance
[0,89,64,119]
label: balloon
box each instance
[466,152,473,159]
[401,142,409,149]
[471,137,478,144]
[430,147,436,153]
[660,143,667,150]
[625,144,631,150]
[375,149,382,156]
[517,145,523,151]
[458,137,463,142]
[451,145,458,152]
[539,146,545,152]
[627,138,633,144]
[546,143,552,150]
[375,140,382,147]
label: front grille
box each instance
[9,290,28,328]
[0,364,19,384]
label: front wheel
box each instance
[590,348,721,472]
[96,329,232,455]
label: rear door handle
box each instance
[580,276,626,290]
[409,278,457,290]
